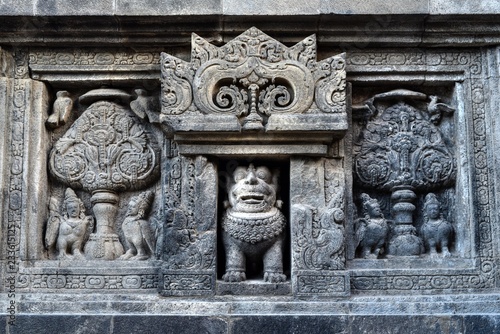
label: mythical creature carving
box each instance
[49,88,160,260]
[421,193,453,257]
[221,164,286,283]
[353,89,455,256]
[294,205,344,269]
[354,193,389,259]
[45,188,94,259]
[120,191,155,260]
[162,208,215,270]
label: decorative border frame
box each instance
[347,49,496,293]
[5,47,496,295]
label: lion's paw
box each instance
[264,272,286,283]
[223,270,246,282]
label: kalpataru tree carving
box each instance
[49,88,160,260]
[353,89,456,257]
[45,188,94,260]
[222,164,286,283]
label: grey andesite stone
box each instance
[1,1,500,333]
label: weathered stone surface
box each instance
[0,4,500,332]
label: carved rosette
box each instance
[49,88,160,260]
[160,27,347,133]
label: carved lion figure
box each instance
[222,164,286,283]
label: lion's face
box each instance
[229,164,277,213]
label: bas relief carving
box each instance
[30,29,480,298]
[48,87,160,260]
[354,193,389,259]
[221,164,287,283]
[120,191,155,260]
[353,89,456,258]
[421,193,453,258]
[45,188,94,260]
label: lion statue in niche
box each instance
[221,164,287,283]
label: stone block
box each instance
[430,0,500,15]
[321,0,429,14]
[0,0,34,16]
[115,0,221,16]
[35,0,114,16]
[9,315,111,334]
[111,316,228,334]
[231,316,348,334]
[350,316,463,334]
[222,0,321,16]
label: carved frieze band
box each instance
[6,50,29,276]
[16,274,159,290]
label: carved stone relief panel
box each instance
[352,89,456,259]
[157,27,348,297]
[290,157,349,296]
[47,87,161,261]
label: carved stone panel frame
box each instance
[346,49,496,294]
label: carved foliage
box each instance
[160,27,346,126]
[293,159,345,270]
[49,101,159,192]
[354,93,455,191]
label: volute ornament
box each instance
[160,27,347,134]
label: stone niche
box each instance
[5,27,496,304]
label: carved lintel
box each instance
[160,27,347,140]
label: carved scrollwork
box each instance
[354,96,456,192]
[314,54,346,113]
[160,53,193,115]
[49,100,159,192]
[160,27,347,131]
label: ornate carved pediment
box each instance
[160,27,347,138]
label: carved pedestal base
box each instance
[84,234,124,260]
[388,186,424,256]
[159,269,215,297]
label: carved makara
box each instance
[49,88,160,260]
[160,27,346,132]
[354,90,456,256]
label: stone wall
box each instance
[1,1,500,333]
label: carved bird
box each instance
[130,88,160,123]
[46,91,73,129]
[427,95,455,124]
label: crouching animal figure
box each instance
[222,164,286,283]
